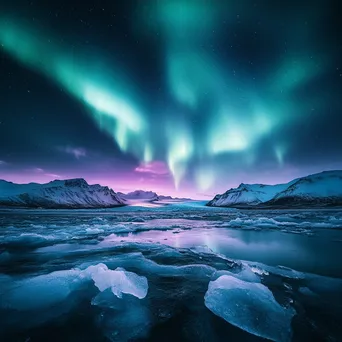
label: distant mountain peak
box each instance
[117,190,192,202]
[118,190,159,201]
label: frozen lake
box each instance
[1,201,342,341]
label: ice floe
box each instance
[83,263,148,299]
[1,263,148,313]
[204,275,296,341]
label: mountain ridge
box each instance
[117,190,159,202]
[117,190,192,202]
[207,170,342,208]
[0,178,125,209]
[0,179,193,208]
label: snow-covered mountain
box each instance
[268,171,342,206]
[0,178,125,208]
[157,195,172,201]
[207,171,342,207]
[158,195,192,201]
[117,190,159,202]
[117,190,192,202]
[207,183,291,207]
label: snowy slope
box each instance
[0,178,125,208]
[207,171,342,207]
[207,183,291,207]
[268,171,342,206]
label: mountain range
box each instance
[117,190,159,202]
[0,178,125,209]
[0,179,191,208]
[1,170,341,209]
[207,170,342,208]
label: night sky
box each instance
[0,0,341,198]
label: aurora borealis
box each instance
[0,1,341,198]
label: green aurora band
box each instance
[0,1,327,191]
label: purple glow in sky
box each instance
[1,157,342,199]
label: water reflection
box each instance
[109,227,342,278]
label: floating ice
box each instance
[221,214,342,233]
[4,232,58,246]
[81,250,217,279]
[85,227,105,234]
[204,275,295,341]
[1,262,148,313]
[95,295,151,341]
[84,263,148,299]
[250,266,269,276]
[1,269,80,311]
[247,262,305,280]
[91,288,125,309]
[212,265,261,283]
[298,287,317,297]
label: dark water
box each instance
[1,202,342,341]
[112,227,342,278]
